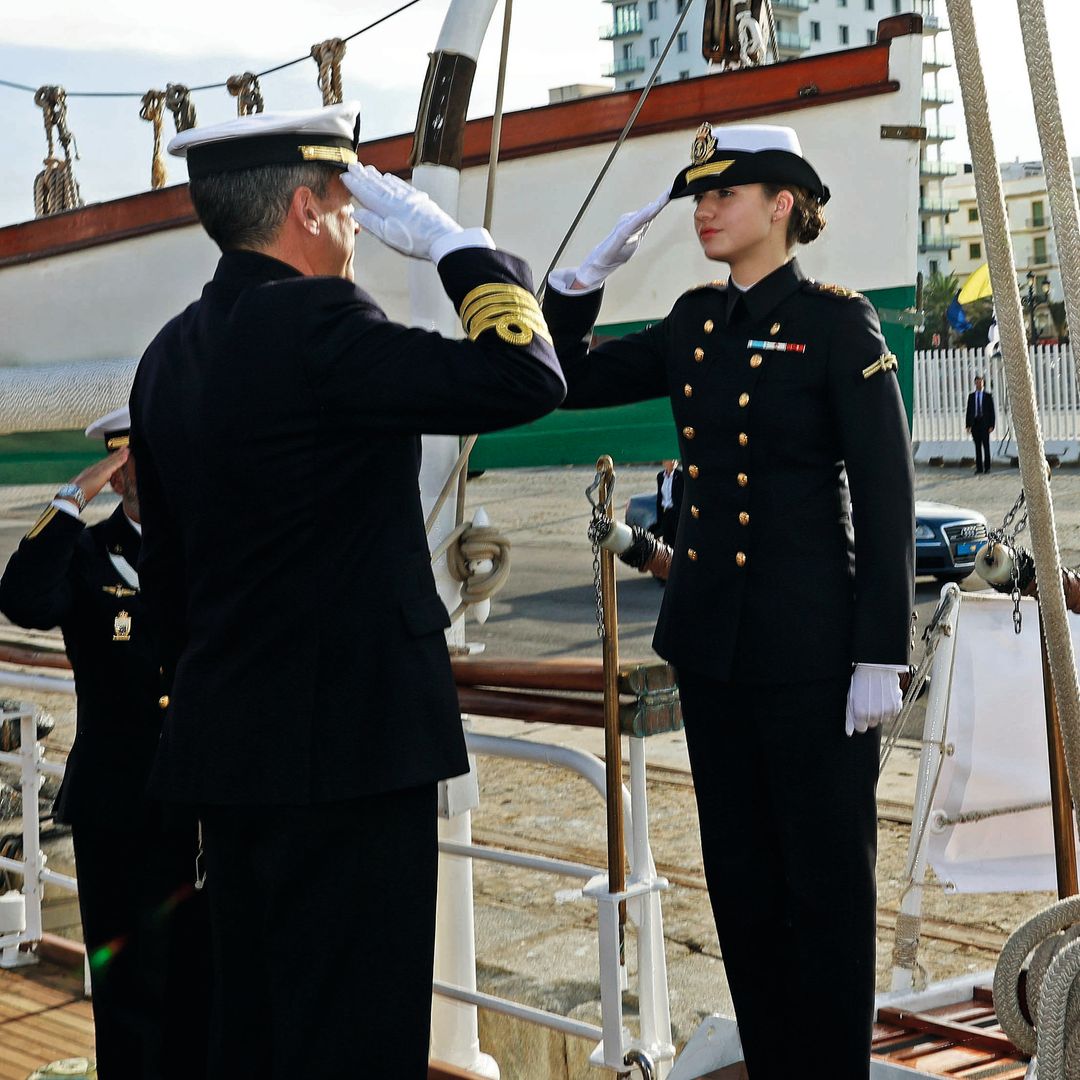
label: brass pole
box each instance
[1040,609,1079,898]
[597,455,627,960]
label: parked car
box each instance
[623,494,988,582]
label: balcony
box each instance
[922,54,949,71]
[923,124,955,142]
[772,0,810,10]
[603,56,647,77]
[919,234,961,253]
[920,197,960,215]
[920,159,958,177]
[1025,217,1049,229]
[922,88,954,106]
[776,31,810,52]
[922,14,947,32]
[600,13,642,38]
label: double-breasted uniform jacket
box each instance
[544,258,915,683]
[0,504,162,823]
[129,247,565,806]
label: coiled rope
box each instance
[32,85,82,217]
[164,84,197,132]
[139,90,168,190]
[310,39,346,106]
[945,0,1080,1073]
[226,72,264,116]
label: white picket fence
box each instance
[913,345,1080,453]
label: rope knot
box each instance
[140,90,168,190]
[33,85,82,217]
[310,38,347,106]
[165,83,197,132]
[226,72,265,116]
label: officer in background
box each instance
[965,373,996,474]
[540,124,914,1078]
[655,459,683,547]
[128,103,564,1079]
[0,407,210,1080]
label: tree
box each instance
[916,270,960,350]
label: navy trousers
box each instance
[199,784,438,1080]
[677,671,880,1080]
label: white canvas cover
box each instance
[925,591,1080,893]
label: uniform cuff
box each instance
[431,227,496,265]
[51,499,81,518]
[854,662,910,673]
[547,268,603,296]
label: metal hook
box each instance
[622,1048,657,1079]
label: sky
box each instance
[1,0,1079,228]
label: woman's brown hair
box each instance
[763,184,827,247]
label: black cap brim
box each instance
[671,149,830,204]
[186,134,358,180]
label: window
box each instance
[929,259,939,274]
[648,0,658,17]
[811,20,821,39]
[892,0,902,11]
[837,0,847,6]
[679,69,690,80]
[623,43,634,59]
[1032,199,1046,227]
[968,207,979,222]
[649,37,660,58]
[676,0,687,10]
[867,29,876,42]
[866,0,875,8]
[677,31,688,52]
[1034,236,1048,264]
[969,242,982,260]
[839,24,850,43]
[625,81,636,90]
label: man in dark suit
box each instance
[128,103,564,1080]
[966,374,996,474]
[0,408,209,1080]
[654,459,683,546]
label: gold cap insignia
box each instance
[691,123,716,166]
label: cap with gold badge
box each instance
[84,405,131,452]
[670,123,829,204]
[168,101,362,179]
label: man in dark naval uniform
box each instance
[128,103,565,1079]
[540,124,914,1078]
[0,407,210,1080]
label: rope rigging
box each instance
[226,72,264,116]
[164,83,197,133]
[32,85,82,217]
[310,38,347,107]
[139,90,169,190]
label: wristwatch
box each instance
[54,483,87,512]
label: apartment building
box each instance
[601,0,955,278]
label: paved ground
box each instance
[1,462,1077,1077]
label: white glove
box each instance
[571,189,672,289]
[343,163,463,261]
[844,663,904,736]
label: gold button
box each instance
[682,426,696,439]
[694,347,705,362]
[684,383,693,398]
[739,511,750,526]
[687,548,698,561]
[770,322,781,335]
[688,464,700,478]
[738,393,750,407]
[704,320,714,334]
[735,552,747,567]
[158,695,170,709]
[737,472,748,487]
[691,505,700,518]
[750,354,763,369]
[738,432,749,447]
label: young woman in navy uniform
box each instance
[542,125,915,1078]
[0,409,210,1080]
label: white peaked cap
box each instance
[708,124,804,155]
[85,405,131,448]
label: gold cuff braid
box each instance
[459,283,552,347]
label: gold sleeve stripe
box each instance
[459,283,552,347]
[684,159,736,185]
[25,506,59,540]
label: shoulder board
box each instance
[685,278,728,294]
[802,279,864,300]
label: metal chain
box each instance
[988,489,1029,634]
[585,468,614,638]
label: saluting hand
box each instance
[58,448,130,509]
[570,188,672,290]
[343,163,463,261]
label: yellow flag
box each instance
[958,263,993,304]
